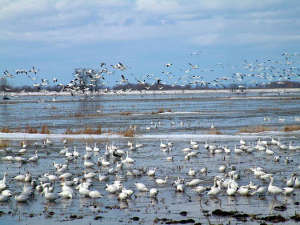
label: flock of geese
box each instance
[1,52,300,94]
[0,136,299,209]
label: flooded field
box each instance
[1,89,300,224]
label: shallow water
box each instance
[0,90,300,224]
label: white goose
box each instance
[188,168,196,176]
[122,152,134,164]
[0,173,7,191]
[286,174,295,187]
[93,143,100,152]
[43,186,59,202]
[160,140,167,149]
[85,143,92,152]
[186,178,201,186]
[149,188,158,197]
[193,185,206,194]
[226,182,237,196]
[28,151,39,162]
[237,186,249,196]
[147,168,157,177]
[89,190,103,198]
[135,183,148,192]
[289,142,300,151]
[15,193,30,202]
[84,159,94,168]
[155,176,168,185]
[268,176,282,195]
[208,178,221,196]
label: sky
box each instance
[1,0,300,87]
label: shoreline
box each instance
[2,88,300,96]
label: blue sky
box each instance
[1,0,300,87]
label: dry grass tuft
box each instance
[119,128,135,137]
[41,125,50,134]
[25,125,38,134]
[239,125,273,133]
[283,125,300,132]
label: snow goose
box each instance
[0,173,7,191]
[147,168,156,177]
[268,176,282,195]
[43,187,59,202]
[149,188,158,197]
[208,178,221,196]
[89,190,103,198]
[155,176,168,185]
[135,183,148,192]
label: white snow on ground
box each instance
[1,131,295,141]
[3,88,300,97]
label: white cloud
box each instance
[0,0,299,47]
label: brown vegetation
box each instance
[283,125,300,132]
[65,125,102,135]
[25,125,38,134]
[0,127,11,133]
[239,125,274,133]
[0,125,50,134]
[0,140,10,148]
[119,128,135,137]
[41,125,50,134]
[120,112,132,116]
[151,108,172,114]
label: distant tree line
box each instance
[1,78,300,93]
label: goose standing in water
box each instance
[155,176,168,185]
[149,188,158,197]
[0,173,7,191]
[268,176,282,197]
[135,183,148,192]
[208,178,221,196]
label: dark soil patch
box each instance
[131,216,140,221]
[94,216,103,220]
[290,214,300,222]
[259,215,287,223]
[179,211,188,216]
[211,209,249,222]
[154,217,195,224]
[274,205,287,211]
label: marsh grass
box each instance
[65,125,102,135]
[283,125,300,132]
[1,125,50,134]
